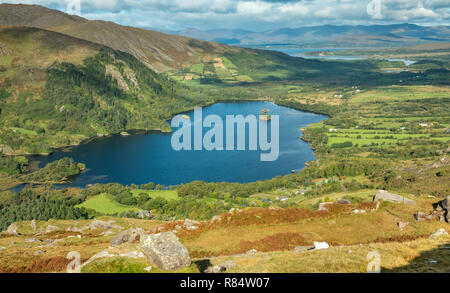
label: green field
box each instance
[131,189,180,201]
[350,86,450,103]
[76,193,139,215]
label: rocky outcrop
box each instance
[314,242,330,250]
[318,202,334,212]
[184,219,200,231]
[45,225,60,234]
[140,232,191,271]
[416,196,450,223]
[373,190,416,205]
[294,246,314,253]
[397,222,409,230]
[414,212,434,222]
[30,220,36,232]
[337,199,351,205]
[110,228,144,246]
[437,196,449,223]
[429,228,448,239]
[204,260,237,274]
[6,223,18,235]
[89,220,112,231]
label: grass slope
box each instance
[76,193,139,215]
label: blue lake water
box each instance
[266,47,416,65]
[30,102,327,187]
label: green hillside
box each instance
[0,27,211,155]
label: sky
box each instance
[2,0,449,31]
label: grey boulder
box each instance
[6,223,18,235]
[110,228,144,246]
[140,232,191,271]
[373,190,415,205]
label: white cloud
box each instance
[1,0,448,30]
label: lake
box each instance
[264,47,417,65]
[30,102,327,188]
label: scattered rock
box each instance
[397,222,409,230]
[45,225,60,234]
[205,265,226,274]
[210,215,222,223]
[6,223,18,235]
[373,190,415,205]
[313,242,329,250]
[25,238,42,243]
[246,249,258,256]
[204,260,237,274]
[337,199,351,205]
[83,249,116,267]
[144,266,152,272]
[294,246,314,253]
[184,219,200,231]
[437,196,450,223]
[101,231,115,237]
[67,227,86,233]
[318,202,334,212]
[119,250,145,259]
[89,220,112,231]
[352,209,366,214]
[414,212,434,222]
[440,196,450,210]
[228,208,242,214]
[140,232,191,271]
[110,228,144,246]
[30,220,36,232]
[429,228,448,239]
[220,260,237,270]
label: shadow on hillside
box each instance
[194,259,212,273]
[382,242,450,273]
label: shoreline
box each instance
[3,100,331,190]
[6,98,331,158]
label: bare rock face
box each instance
[373,190,416,205]
[140,232,191,271]
[110,228,144,246]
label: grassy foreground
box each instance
[0,191,448,273]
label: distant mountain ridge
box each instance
[172,24,450,48]
[0,4,241,73]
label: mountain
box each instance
[0,4,241,73]
[0,4,377,83]
[0,26,212,155]
[172,24,450,48]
